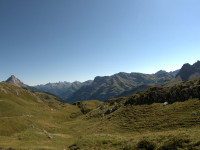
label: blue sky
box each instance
[0,0,200,85]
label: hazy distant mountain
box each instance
[59,80,93,99]
[66,71,174,103]
[169,69,180,76]
[35,81,72,96]
[176,61,200,81]
[6,75,38,92]
[34,80,92,99]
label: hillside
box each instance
[66,71,174,103]
[0,82,83,149]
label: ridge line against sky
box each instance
[0,0,200,85]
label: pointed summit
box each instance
[5,75,38,92]
[6,75,27,88]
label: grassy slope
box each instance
[0,82,200,149]
[0,82,83,149]
[71,99,200,149]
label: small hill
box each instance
[66,71,174,103]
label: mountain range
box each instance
[66,70,175,103]
[4,61,200,104]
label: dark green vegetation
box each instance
[1,76,200,149]
[126,79,200,105]
[67,71,174,103]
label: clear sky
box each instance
[0,0,200,85]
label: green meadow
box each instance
[0,82,200,149]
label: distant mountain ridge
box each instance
[66,70,175,103]
[4,66,183,103]
[169,69,180,76]
[34,80,92,99]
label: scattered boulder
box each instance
[163,102,168,106]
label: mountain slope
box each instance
[176,61,200,81]
[0,82,83,149]
[117,84,153,97]
[66,71,174,103]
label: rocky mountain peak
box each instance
[154,70,173,78]
[7,75,20,82]
[6,75,27,88]
[155,70,167,75]
[176,62,200,81]
[193,61,200,69]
